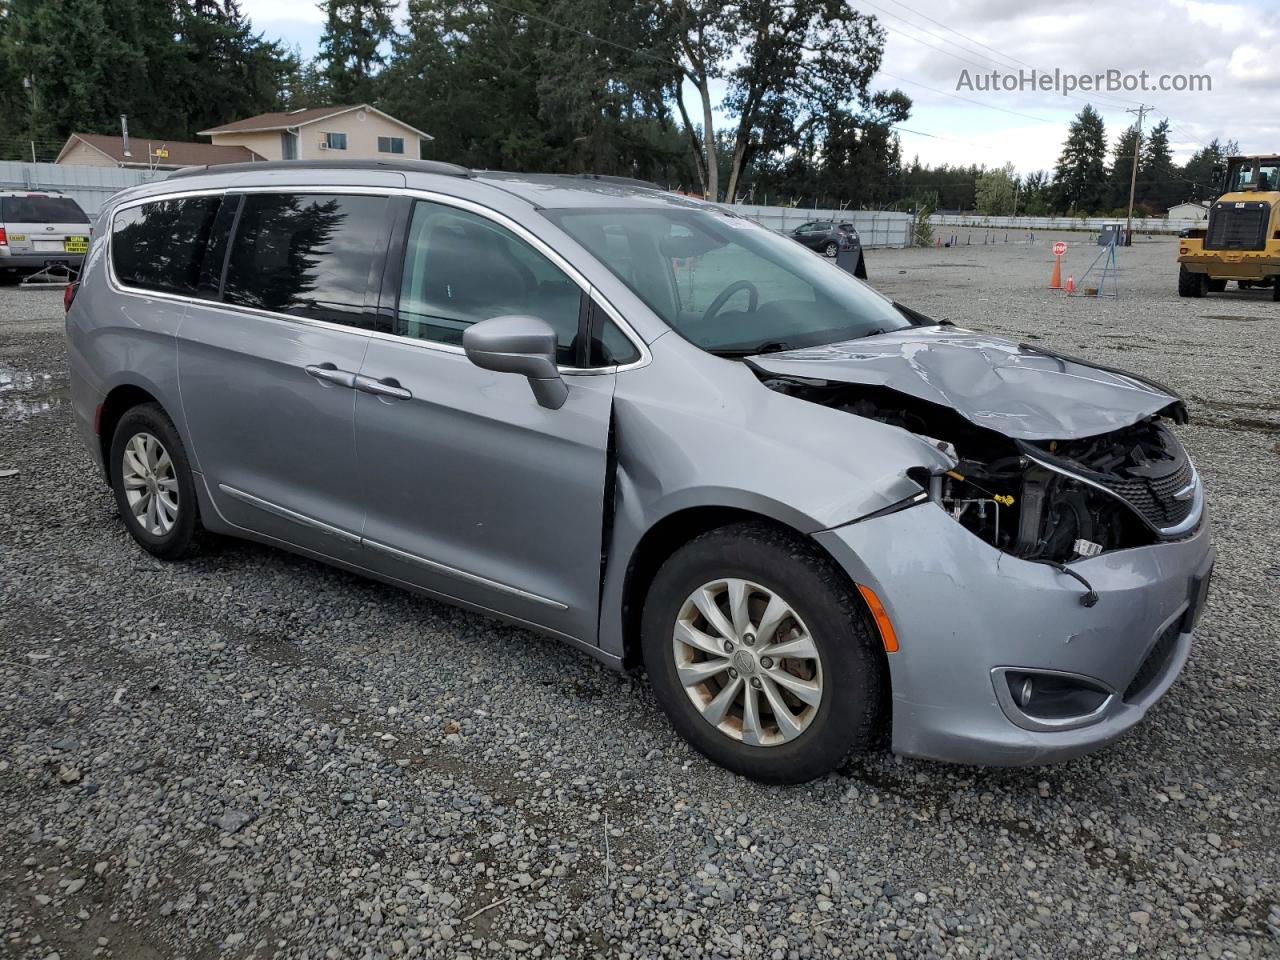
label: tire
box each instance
[1273,278,1280,302]
[109,403,202,560]
[854,251,868,280]
[823,241,838,258]
[1207,278,1227,293]
[641,521,885,783]
[1178,265,1206,298]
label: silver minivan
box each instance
[65,160,1214,782]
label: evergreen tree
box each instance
[1107,124,1140,212]
[1138,119,1175,212]
[1021,170,1053,215]
[316,0,394,103]
[1053,105,1108,213]
[1181,138,1228,201]
[174,1,295,137]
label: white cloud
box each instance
[866,0,1280,170]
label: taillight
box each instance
[0,227,7,246]
[63,280,78,312]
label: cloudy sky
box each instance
[241,0,1279,174]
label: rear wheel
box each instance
[1273,278,1280,302]
[1178,265,1206,298]
[641,522,885,783]
[109,403,202,560]
[823,240,838,258]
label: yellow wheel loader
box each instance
[1177,155,1280,300]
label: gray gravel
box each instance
[1,235,1278,959]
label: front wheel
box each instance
[641,522,885,783]
[1178,265,1206,298]
[109,403,202,560]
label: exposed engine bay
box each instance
[757,375,1199,566]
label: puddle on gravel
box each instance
[0,363,69,420]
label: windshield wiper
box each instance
[708,340,794,358]
[893,301,953,326]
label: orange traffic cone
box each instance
[1065,274,1076,294]
[1049,256,1063,290]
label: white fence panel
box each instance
[929,213,1201,236]
[0,161,168,216]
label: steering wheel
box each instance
[699,280,759,325]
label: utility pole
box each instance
[1125,104,1152,247]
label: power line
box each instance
[879,70,1054,124]
[855,1,1144,114]
[882,0,1032,69]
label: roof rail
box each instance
[168,158,473,180]
[566,173,662,190]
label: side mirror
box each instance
[463,315,568,410]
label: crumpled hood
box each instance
[750,326,1182,441]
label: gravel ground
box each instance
[1,235,1277,960]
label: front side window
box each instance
[222,192,388,328]
[111,195,224,296]
[545,207,910,355]
[397,201,583,364]
[323,132,347,150]
[377,136,405,154]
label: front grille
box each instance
[1093,454,1196,530]
[1124,620,1180,701]
[1204,202,1270,251]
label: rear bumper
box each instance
[1178,240,1280,279]
[0,252,84,271]
[816,502,1214,766]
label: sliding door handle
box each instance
[304,363,357,388]
[354,375,413,401]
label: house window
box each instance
[378,136,405,155]
[323,132,347,151]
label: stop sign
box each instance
[1053,241,1067,256]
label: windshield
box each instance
[544,207,910,354]
[1,195,89,223]
[1226,161,1280,192]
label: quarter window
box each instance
[111,196,225,296]
[377,136,405,154]
[397,201,583,364]
[222,193,388,328]
[323,132,347,150]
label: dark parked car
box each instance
[789,219,866,277]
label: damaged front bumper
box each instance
[815,501,1214,766]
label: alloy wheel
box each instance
[672,578,823,746]
[121,432,179,536]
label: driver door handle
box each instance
[304,363,357,388]
[354,375,413,401]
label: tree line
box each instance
[0,1,1229,216]
[0,0,912,206]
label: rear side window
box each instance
[111,196,225,295]
[222,193,388,328]
[2,195,89,223]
